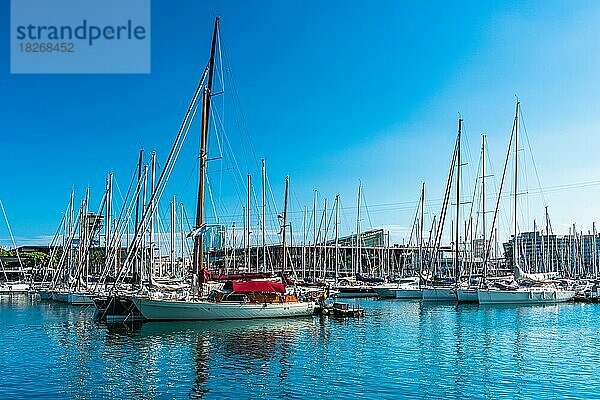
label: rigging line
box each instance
[210,101,226,160]
[112,69,207,286]
[519,106,548,207]
[182,157,200,197]
[217,47,251,175]
[265,172,280,217]
[339,198,352,238]
[486,142,512,239]
[216,111,249,206]
[466,146,483,239]
[485,113,516,264]
[220,40,261,173]
[361,190,374,230]
[0,200,23,270]
[217,26,225,112]
[205,174,220,225]
[113,177,126,206]
[407,188,421,247]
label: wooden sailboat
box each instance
[132,18,315,320]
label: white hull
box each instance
[68,292,95,305]
[456,288,479,303]
[332,286,377,298]
[132,297,317,321]
[372,285,396,298]
[53,292,69,303]
[422,287,457,302]
[38,290,53,300]
[478,288,575,305]
[392,287,422,299]
[0,283,29,294]
[334,292,376,298]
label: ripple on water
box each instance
[1,296,599,399]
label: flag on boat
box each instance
[187,223,209,238]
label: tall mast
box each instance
[455,119,462,282]
[323,198,328,279]
[84,187,90,289]
[247,173,251,270]
[134,149,143,283]
[513,101,520,272]
[180,202,185,276]
[419,182,424,287]
[302,207,307,279]
[141,165,149,281]
[281,176,289,278]
[193,17,219,286]
[262,159,266,272]
[335,194,340,282]
[482,134,487,279]
[356,182,362,276]
[313,190,317,279]
[171,195,176,274]
[106,174,113,275]
[134,149,143,235]
[68,189,74,280]
[150,151,156,276]
[593,221,597,278]
[545,206,550,272]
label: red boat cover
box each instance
[210,272,272,281]
[232,280,285,294]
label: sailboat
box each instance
[132,18,316,320]
[422,118,463,302]
[457,134,488,303]
[374,184,425,300]
[331,183,378,298]
[0,200,30,294]
[477,101,575,305]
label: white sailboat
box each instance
[477,101,575,305]
[422,286,457,301]
[390,184,425,300]
[133,18,315,320]
[478,285,574,305]
[423,118,463,302]
[372,277,422,299]
[0,200,30,294]
[457,134,488,304]
[134,291,316,321]
[455,284,478,303]
[0,282,29,294]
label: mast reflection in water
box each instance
[2,296,600,399]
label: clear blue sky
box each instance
[2,1,600,247]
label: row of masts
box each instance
[28,19,600,296]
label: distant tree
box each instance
[91,249,105,272]
[22,251,50,268]
[0,249,16,257]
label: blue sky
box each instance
[2,1,600,247]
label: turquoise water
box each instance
[1,295,599,399]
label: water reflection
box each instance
[2,296,598,399]
[101,318,312,398]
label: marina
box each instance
[3,295,600,399]
[4,1,600,399]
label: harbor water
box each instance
[1,295,599,399]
